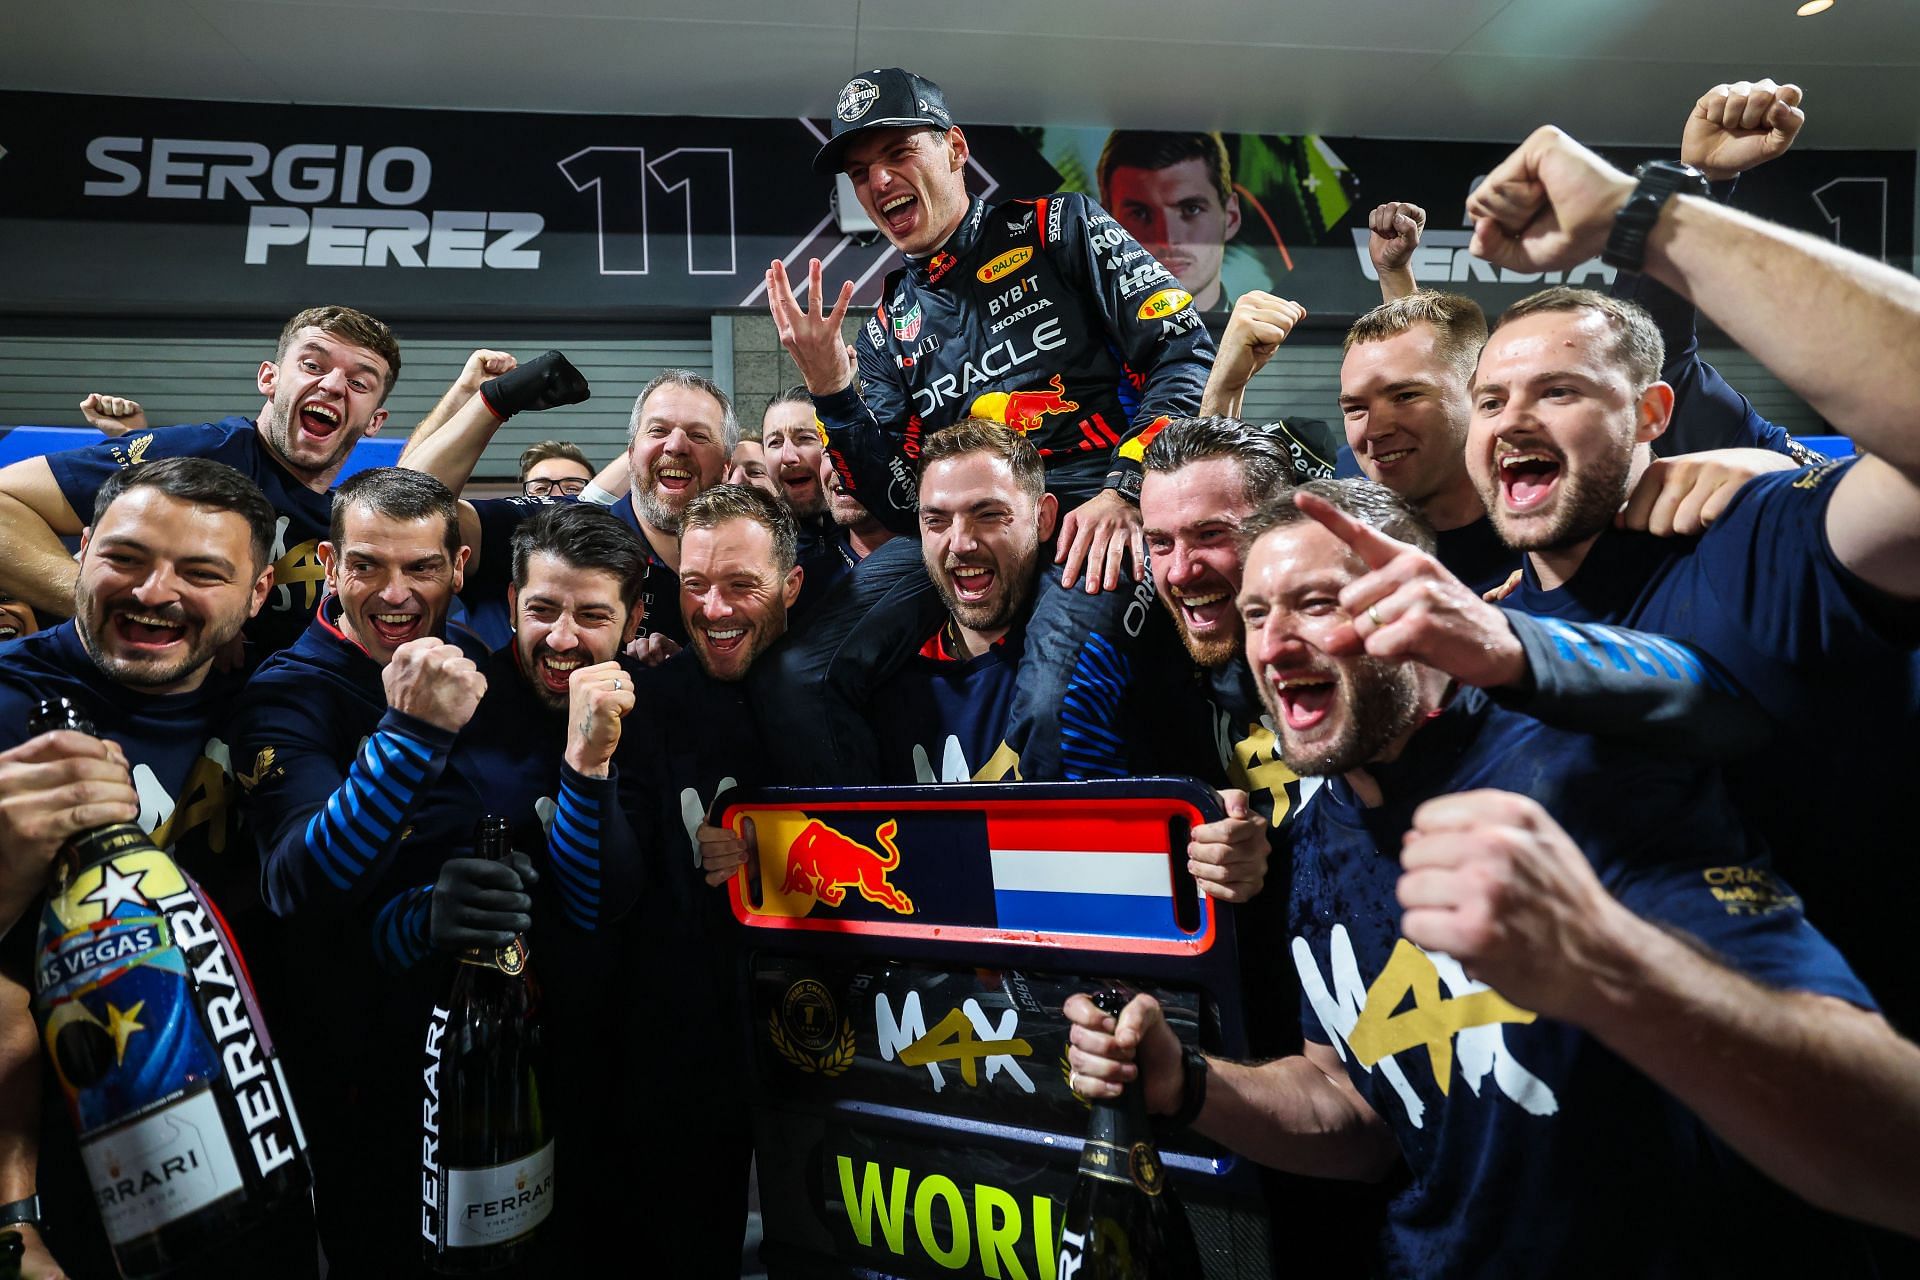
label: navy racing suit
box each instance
[777,191,1220,783]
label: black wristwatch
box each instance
[1165,1042,1210,1129]
[1602,160,1710,275]
[0,1195,40,1228]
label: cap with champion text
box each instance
[813,68,954,175]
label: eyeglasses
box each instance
[523,477,590,497]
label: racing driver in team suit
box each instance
[765,66,1216,781]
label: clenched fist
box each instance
[1397,790,1637,1021]
[383,637,486,732]
[1367,202,1427,276]
[1201,290,1307,417]
[564,660,635,777]
[79,393,147,436]
[1682,79,1805,182]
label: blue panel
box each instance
[0,424,403,477]
[992,887,1181,939]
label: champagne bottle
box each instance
[422,816,553,1274]
[27,697,314,1279]
[1057,993,1203,1279]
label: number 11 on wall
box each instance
[557,146,738,276]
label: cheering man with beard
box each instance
[0,459,289,1278]
[1066,479,1920,1272]
[606,370,738,659]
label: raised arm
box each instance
[1064,991,1399,1181]
[1367,201,1426,303]
[1468,126,1920,599]
[1399,790,1920,1238]
[0,458,83,618]
[397,349,516,462]
[242,639,484,915]
[401,351,590,494]
[1198,290,1307,420]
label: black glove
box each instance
[479,351,590,420]
[429,852,539,949]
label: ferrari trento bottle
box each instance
[27,698,313,1279]
[1057,993,1202,1279]
[422,816,553,1273]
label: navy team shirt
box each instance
[542,649,762,1272]
[869,626,1025,783]
[46,421,332,657]
[1291,686,1874,1277]
[0,623,263,1279]
[607,495,691,648]
[1509,459,1920,1027]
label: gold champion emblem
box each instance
[770,978,854,1077]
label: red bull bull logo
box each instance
[969,374,1079,435]
[780,819,915,915]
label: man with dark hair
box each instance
[0,457,285,1277]
[761,384,826,518]
[1098,130,1244,312]
[1468,269,1920,1037]
[1067,478,1920,1271]
[678,483,803,685]
[334,502,649,1270]
[226,466,531,1269]
[517,439,595,497]
[0,306,401,655]
[725,417,780,501]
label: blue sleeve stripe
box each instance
[381,730,434,764]
[551,807,598,855]
[299,727,443,901]
[549,876,599,924]
[548,778,606,929]
[318,791,379,868]
[546,849,601,894]
[302,811,357,892]
[372,886,434,972]
[1059,633,1134,781]
[373,736,428,785]
[545,832,595,882]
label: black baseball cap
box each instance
[813,68,955,175]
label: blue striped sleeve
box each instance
[262,708,458,914]
[371,884,435,973]
[547,762,645,930]
[1059,631,1133,781]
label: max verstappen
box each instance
[767,67,1216,780]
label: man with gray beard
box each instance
[605,370,739,658]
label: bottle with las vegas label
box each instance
[422,816,554,1273]
[27,697,313,1278]
[1057,991,1203,1279]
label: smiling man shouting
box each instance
[0,306,401,656]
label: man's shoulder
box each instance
[106,418,261,464]
[0,628,89,749]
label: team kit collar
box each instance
[909,197,987,286]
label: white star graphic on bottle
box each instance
[80,862,150,915]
